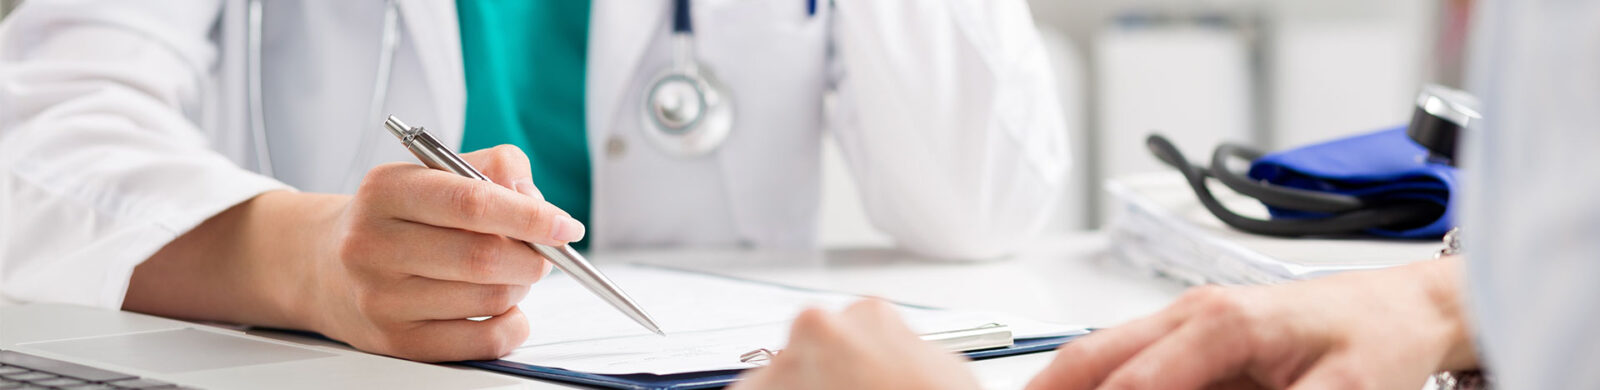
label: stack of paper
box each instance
[1103,173,1442,285]
[504,265,1086,375]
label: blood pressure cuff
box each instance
[1247,126,1457,238]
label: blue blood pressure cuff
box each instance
[1149,85,1472,240]
[1147,126,1458,239]
[1247,127,1456,238]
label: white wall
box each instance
[1094,25,1255,180]
[1267,0,1434,148]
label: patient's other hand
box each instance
[1026,258,1476,390]
[732,299,982,390]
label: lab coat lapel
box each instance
[588,0,667,149]
[396,0,465,142]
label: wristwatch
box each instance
[1432,370,1490,390]
[1430,227,1491,389]
[1437,227,1463,258]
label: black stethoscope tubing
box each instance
[673,0,693,34]
[1145,134,1440,237]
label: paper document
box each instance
[1104,173,1440,285]
[505,265,1085,375]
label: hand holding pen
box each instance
[259,141,580,362]
[384,116,663,336]
[131,115,656,363]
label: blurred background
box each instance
[0,0,1473,248]
[820,0,1472,247]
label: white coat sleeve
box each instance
[0,1,290,309]
[1460,0,1600,387]
[828,0,1069,259]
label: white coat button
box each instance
[606,135,627,159]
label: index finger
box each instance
[1099,317,1254,389]
[1026,312,1183,390]
[462,145,543,200]
[368,164,584,246]
[840,299,917,338]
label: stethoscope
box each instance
[246,0,731,180]
[246,0,404,183]
[641,0,735,157]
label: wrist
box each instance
[242,191,350,332]
[1414,257,1478,372]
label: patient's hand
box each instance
[1026,258,1477,390]
[732,299,982,390]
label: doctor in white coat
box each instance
[0,0,1067,361]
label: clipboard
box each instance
[738,323,1018,365]
[453,264,1091,389]
[460,330,1088,390]
[251,263,1091,390]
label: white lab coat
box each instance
[0,0,1068,309]
[1461,0,1600,387]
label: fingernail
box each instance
[549,216,586,243]
[513,179,544,201]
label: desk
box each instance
[8,233,1188,389]
[594,233,1187,389]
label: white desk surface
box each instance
[8,232,1189,389]
[592,233,1187,389]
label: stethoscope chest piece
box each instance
[640,0,734,157]
[641,54,733,157]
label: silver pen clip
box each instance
[739,323,1013,365]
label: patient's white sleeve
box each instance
[1461,0,1600,387]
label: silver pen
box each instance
[382,115,665,336]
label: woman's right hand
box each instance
[306,145,583,361]
[127,145,581,362]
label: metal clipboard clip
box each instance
[739,323,1014,365]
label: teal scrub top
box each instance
[456,0,592,247]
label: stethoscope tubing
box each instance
[246,0,401,186]
[1208,143,1366,213]
[672,0,692,33]
[246,0,271,176]
[1145,133,1440,237]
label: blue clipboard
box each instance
[451,265,1091,389]
[458,332,1088,390]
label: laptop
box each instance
[0,303,542,389]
